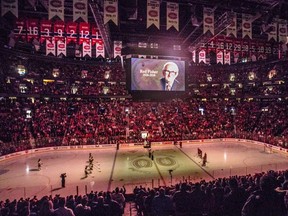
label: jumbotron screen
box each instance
[129,58,186,91]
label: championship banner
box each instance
[103,0,118,26]
[91,24,99,45]
[49,0,64,21]
[226,12,237,37]
[242,14,252,39]
[166,2,179,31]
[279,20,287,43]
[1,0,18,18]
[40,20,52,43]
[216,51,223,64]
[57,39,66,56]
[96,39,105,58]
[267,20,277,41]
[26,19,39,42]
[66,22,78,44]
[46,38,56,56]
[82,40,91,57]
[224,51,230,65]
[14,19,26,41]
[199,49,206,64]
[53,20,65,42]
[203,7,214,35]
[113,41,122,58]
[147,0,160,29]
[79,22,90,44]
[73,0,88,22]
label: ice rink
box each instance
[1,140,288,201]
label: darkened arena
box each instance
[1,0,288,215]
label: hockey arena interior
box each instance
[0,0,288,215]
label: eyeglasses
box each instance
[164,70,177,76]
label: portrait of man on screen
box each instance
[160,62,182,91]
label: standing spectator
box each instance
[91,196,109,216]
[241,175,286,216]
[112,187,126,214]
[144,189,156,216]
[152,188,174,216]
[189,183,206,216]
[54,197,75,216]
[38,197,55,216]
[223,178,247,216]
[172,183,190,215]
[212,180,224,216]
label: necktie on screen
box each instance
[165,84,171,91]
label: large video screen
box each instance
[130,58,185,91]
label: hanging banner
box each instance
[147,0,160,29]
[192,50,196,63]
[224,51,230,65]
[82,40,91,57]
[40,20,52,43]
[216,51,223,64]
[279,20,287,43]
[113,41,122,58]
[66,22,78,44]
[226,12,237,37]
[242,40,249,57]
[104,0,118,25]
[1,0,18,18]
[199,50,206,64]
[96,39,105,58]
[91,24,99,45]
[46,38,56,56]
[242,14,252,39]
[79,22,90,44]
[267,20,277,41]
[49,0,64,21]
[54,20,65,42]
[73,0,88,22]
[26,19,39,42]
[57,39,66,56]
[14,19,26,41]
[166,2,178,31]
[203,7,214,35]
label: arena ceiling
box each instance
[1,0,288,57]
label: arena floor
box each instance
[1,141,288,201]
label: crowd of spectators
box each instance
[1,35,288,216]
[132,170,288,216]
[0,48,288,155]
[0,186,126,216]
[0,97,288,156]
[1,170,288,215]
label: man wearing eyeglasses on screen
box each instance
[160,62,181,91]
